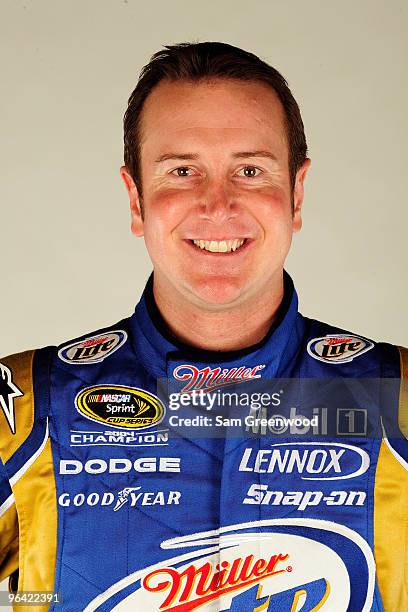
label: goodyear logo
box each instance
[75,385,165,430]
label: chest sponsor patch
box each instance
[75,385,165,430]
[173,363,265,393]
[58,331,127,364]
[58,485,181,512]
[84,520,374,611]
[238,442,370,480]
[307,334,374,364]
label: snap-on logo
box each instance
[58,331,127,364]
[75,385,165,430]
[307,334,374,364]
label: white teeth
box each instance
[192,239,245,253]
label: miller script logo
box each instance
[173,363,265,394]
[307,334,374,364]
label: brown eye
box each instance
[239,166,261,177]
[172,167,191,177]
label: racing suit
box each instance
[0,273,407,611]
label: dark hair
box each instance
[124,41,307,194]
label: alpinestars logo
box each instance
[0,363,23,434]
[173,364,265,394]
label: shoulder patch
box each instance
[307,334,374,364]
[0,351,35,463]
[58,330,127,365]
[0,363,23,434]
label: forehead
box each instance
[139,78,287,154]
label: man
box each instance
[0,42,406,611]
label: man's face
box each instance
[121,78,309,309]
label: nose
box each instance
[199,180,238,222]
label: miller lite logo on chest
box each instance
[307,334,374,364]
[58,330,127,364]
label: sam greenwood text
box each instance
[168,414,319,429]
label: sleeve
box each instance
[0,351,35,586]
[374,346,408,611]
[0,455,19,582]
[0,348,57,598]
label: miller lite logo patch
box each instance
[58,331,127,365]
[307,334,374,364]
[84,519,375,611]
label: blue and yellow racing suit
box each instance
[0,273,407,611]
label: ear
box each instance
[120,166,144,236]
[292,158,311,233]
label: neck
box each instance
[151,275,285,352]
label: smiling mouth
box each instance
[191,239,247,253]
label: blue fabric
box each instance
[34,272,401,611]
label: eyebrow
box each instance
[155,153,199,163]
[232,151,278,161]
[155,150,278,163]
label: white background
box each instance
[1,0,407,356]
